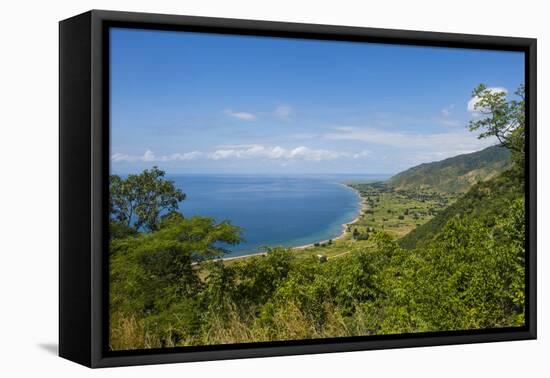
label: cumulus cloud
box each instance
[225,109,257,120]
[467,87,508,114]
[209,145,359,161]
[111,150,203,163]
[112,145,372,164]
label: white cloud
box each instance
[209,145,353,161]
[112,145,372,164]
[288,146,340,161]
[467,87,508,114]
[111,150,203,163]
[160,151,203,161]
[324,126,495,159]
[352,150,371,159]
[225,109,257,120]
[111,151,150,163]
[142,150,155,162]
[274,105,293,119]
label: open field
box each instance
[346,182,458,239]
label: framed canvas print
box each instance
[59,10,537,368]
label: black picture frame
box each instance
[59,9,537,368]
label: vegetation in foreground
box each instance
[109,84,526,350]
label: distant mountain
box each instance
[386,145,511,193]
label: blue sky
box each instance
[110,28,524,175]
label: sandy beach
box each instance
[292,184,366,250]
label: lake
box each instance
[171,174,389,257]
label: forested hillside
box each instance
[386,145,511,193]
[399,171,522,249]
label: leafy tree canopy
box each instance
[110,166,186,232]
[110,214,242,315]
[468,84,525,176]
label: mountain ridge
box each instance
[386,145,511,193]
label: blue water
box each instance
[170,174,389,257]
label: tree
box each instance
[109,214,242,346]
[110,167,186,232]
[468,84,525,175]
[110,214,242,308]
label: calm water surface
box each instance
[171,174,389,257]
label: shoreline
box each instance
[217,183,366,262]
[291,184,364,250]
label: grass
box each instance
[347,182,458,238]
[110,299,393,350]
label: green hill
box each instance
[386,145,511,193]
[399,171,522,249]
